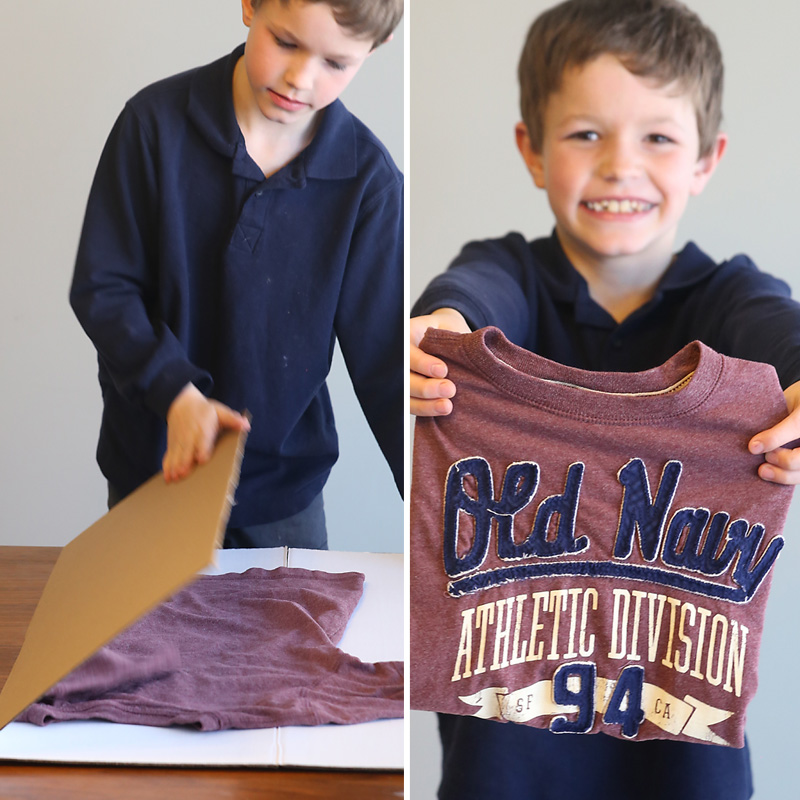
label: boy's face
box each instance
[239,0,373,132]
[517,54,726,276]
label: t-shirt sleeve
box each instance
[411,233,533,345]
[692,256,800,388]
[69,103,212,419]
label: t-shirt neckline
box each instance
[431,326,724,424]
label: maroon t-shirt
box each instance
[20,567,403,730]
[411,328,793,748]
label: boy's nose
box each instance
[598,140,640,182]
[285,56,315,92]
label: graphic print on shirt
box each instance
[409,328,795,749]
[442,454,781,746]
[444,456,782,600]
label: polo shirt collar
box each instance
[186,45,357,183]
[534,231,722,328]
[657,241,720,290]
[187,46,244,159]
[531,233,608,326]
[301,99,357,180]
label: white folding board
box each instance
[0,547,403,770]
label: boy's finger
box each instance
[749,417,800,455]
[410,396,454,417]
[164,440,194,481]
[172,445,191,478]
[410,373,456,400]
[757,460,800,486]
[196,438,213,465]
[163,450,180,483]
[764,446,800,472]
[411,348,448,379]
[423,358,448,379]
[215,404,251,431]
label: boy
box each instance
[411,0,800,797]
[70,0,404,549]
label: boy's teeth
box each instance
[585,199,652,213]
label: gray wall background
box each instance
[410,1,800,797]
[0,2,403,554]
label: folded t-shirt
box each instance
[19,566,403,730]
[410,329,794,748]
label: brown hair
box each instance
[518,0,724,156]
[253,0,403,47]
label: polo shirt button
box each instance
[255,191,263,197]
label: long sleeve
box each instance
[335,160,404,495]
[681,254,800,389]
[70,104,212,420]
[411,233,534,346]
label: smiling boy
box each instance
[71,0,404,549]
[411,0,800,797]
[515,52,725,323]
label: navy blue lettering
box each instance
[442,458,539,578]
[726,522,784,597]
[696,513,734,574]
[550,662,596,734]
[662,509,784,596]
[442,455,784,603]
[603,666,645,738]
[499,463,588,560]
[614,459,682,561]
[662,508,711,570]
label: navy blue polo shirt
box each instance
[413,231,800,799]
[71,46,403,526]
[414,231,800,388]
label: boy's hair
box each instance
[518,0,724,157]
[253,0,403,48]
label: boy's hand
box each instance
[749,380,800,484]
[163,383,251,483]
[410,308,471,417]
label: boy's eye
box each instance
[325,59,347,72]
[569,131,599,142]
[647,133,674,144]
[273,34,296,49]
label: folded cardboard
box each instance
[0,427,247,731]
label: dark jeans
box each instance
[223,493,327,550]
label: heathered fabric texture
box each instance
[20,567,403,730]
[411,328,793,749]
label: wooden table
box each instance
[0,547,404,799]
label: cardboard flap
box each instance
[0,427,247,730]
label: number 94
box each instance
[551,662,645,739]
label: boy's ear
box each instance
[690,132,728,196]
[515,122,546,190]
[242,0,255,27]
